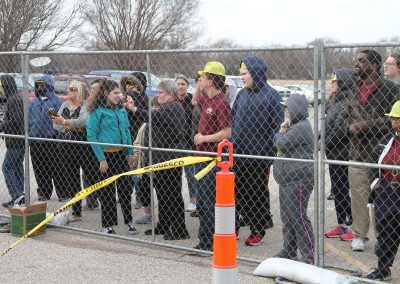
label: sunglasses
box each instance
[68,87,77,92]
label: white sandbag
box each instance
[47,211,69,226]
[253,258,356,284]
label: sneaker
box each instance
[327,193,334,200]
[273,251,298,261]
[352,238,365,251]
[245,233,264,246]
[193,243,213,252]
[340,230,353,241]
[365,267,392,281]
[38,196,50,201]
[185,203,196,212]
[14,195,25,206]
[127,222,138,235]
[325,226,348,238]
[67,212,82,223]
[102,226,115,234]
[135,213,152,224]
[163,230,190,240]
[58,197,70,202]
[144,227,166,236]
[134,201,143,209]
[2,200,14,208]
[190,210,199,218]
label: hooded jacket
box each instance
[231,56,284,166]
[28,75,63,139]
[325,68,358,160]
[0,75,24,148]
[273,94,314,186]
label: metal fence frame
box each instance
[1,43,400,283]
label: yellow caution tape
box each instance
[194,160,217,180]
[0,156,215,258]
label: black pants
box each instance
[59,137,94,216]
[235,163,272,234]
[97,151,132,228]
[81,144,99,207]
[329,164,352,225]
[30,141,64,199]
[374,180,400,268]
[154,167,187,235]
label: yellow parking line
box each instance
[325,242,370,273]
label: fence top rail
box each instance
[323,42,400,49]
[0,46,315,57]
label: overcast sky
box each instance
[199,0,398,46]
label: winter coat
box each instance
[144,101,185,164]
[28,75,63,139]
[273,94,314,186]
[325,68,359,160]
[345,77,400,162]
[86,106,133,161]
[231,56,284,166]
[0,75,24,148]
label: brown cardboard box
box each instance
[7,202,47,237]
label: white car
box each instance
[271,85,295,102]
[226,75,243,91]
[283,84,320,106]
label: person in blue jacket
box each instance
[231,56,284,246]
[86,79,136,235]
[28,75,64,201]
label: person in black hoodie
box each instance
[0,75,25,207]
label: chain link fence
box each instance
[0,44,399,282]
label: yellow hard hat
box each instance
[385,101,400,118]
[331,73,337,83]
[198,61,226,76]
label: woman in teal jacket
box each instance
[87,79,136,235]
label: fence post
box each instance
[212,139,237,284]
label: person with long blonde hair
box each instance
[52,80,91,222]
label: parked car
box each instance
[272,85,295,102]
[88,70,161,97]
[283,84,320,106]
[53,75,97,100]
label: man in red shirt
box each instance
[343,50,400,252]
[191,61,232,251]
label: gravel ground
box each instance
[0,228,273,284]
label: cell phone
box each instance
[47,108,58,117]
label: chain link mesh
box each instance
[0,46,399,281]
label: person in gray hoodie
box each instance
[273,93,315,264]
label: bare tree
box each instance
[84,0,201,50]
[0,0,84,51]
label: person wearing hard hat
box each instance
[192,61,232,251]
[365,101,400,281]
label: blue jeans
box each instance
[195,162,217,246]
[2,148,24,200]
[185,164,198,200]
